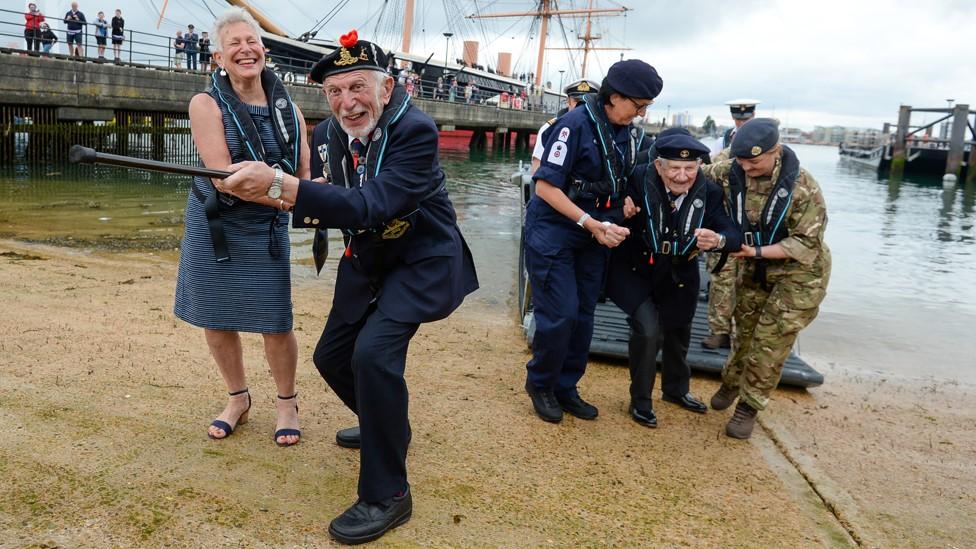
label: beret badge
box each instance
[751,145,762,156]
[679,149,690,158]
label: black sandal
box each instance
[274,393,301,447]
[208,388,250,439]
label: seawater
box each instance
[1,143,973,384]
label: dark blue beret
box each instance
[605,59,663,100]
[310,34,390,84]
[730,118,779,159]
[654,132,710,162]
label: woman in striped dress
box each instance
[175,8,310,446]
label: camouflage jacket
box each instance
[703,154,831,287]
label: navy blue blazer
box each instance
[607,162,740,327]
[294,104,478,324]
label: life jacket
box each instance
[638,165,709,259]
[727,145,799,248]
[191,68,299,262]
[727,145,801,289]
[572,94,644,204]
[320,85,445,241]
[315,85,446,286]
[207,68,300,172]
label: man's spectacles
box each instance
[627,97,653,115]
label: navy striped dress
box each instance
[174,103,293,333]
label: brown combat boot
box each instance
[701,333,731,349]
[725,401,759,439]
[709,384,738,411]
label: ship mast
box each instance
[402,0,415,55]
[467,0,629,86]
[223,0,290,37]
[546,0,631,78]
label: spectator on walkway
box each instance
[110,9,124,61]
[184,24,199,70]
[39,22,57,54]
[24,3,45,52]
[173,30,185,69]
[448,78,457,102]
[464,81,473,104]
[199,31,212,71]
[94,11,108,59]
[434,76,444,100]
[63,2,86,57]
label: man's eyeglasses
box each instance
[627,97,653,115]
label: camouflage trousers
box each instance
[705,252,737,335]
[721,266,828,411]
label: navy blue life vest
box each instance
[639,165,709,258]
[574,94,644,201]
[727,145,799,248]
[191,68,299,262]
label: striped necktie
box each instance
[350,138,366,183]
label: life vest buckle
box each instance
[744,232,755,247]
[661,241,672,255]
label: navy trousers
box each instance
[524,239,608,396]
[628,297,692,410]
[313,304,419,503]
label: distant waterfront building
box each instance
[812,125,884,146]
[671,112,693,127]
[781,127,805,143]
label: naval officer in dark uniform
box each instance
[218,30,478,544]
[524,59,662,423]
[607,130,741,427]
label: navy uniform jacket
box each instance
[294,105,478,325]
[607,161,741,327]
[526,101,634,256]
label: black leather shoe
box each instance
[328,487,412,545]
[336,426,412,449]
[662,392,708,414]
[525,381,563,423]
[555,393,598,420]
[631,406,658,428]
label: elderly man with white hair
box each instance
[220,30,478,544]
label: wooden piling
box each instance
[889,105,911,179]
[946,104,969,177]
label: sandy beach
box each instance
[1,239,974,548]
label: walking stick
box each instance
[69,145,232,179]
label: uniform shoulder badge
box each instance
[546,141,568,166]
[558,127,570,142]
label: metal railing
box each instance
[1,7,560,113]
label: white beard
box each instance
[338,113,378,139]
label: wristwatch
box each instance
[267,165,283,199]
[714,233,726,251]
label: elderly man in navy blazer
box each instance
[219,29,478,545]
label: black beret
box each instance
[310,30,390,84]
[654,132,710,162]
[564,79,599,97]
[730,118,779,159]
[605,59,663,100]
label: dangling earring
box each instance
[219,66,227,76]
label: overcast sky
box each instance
[18,0,976,130]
